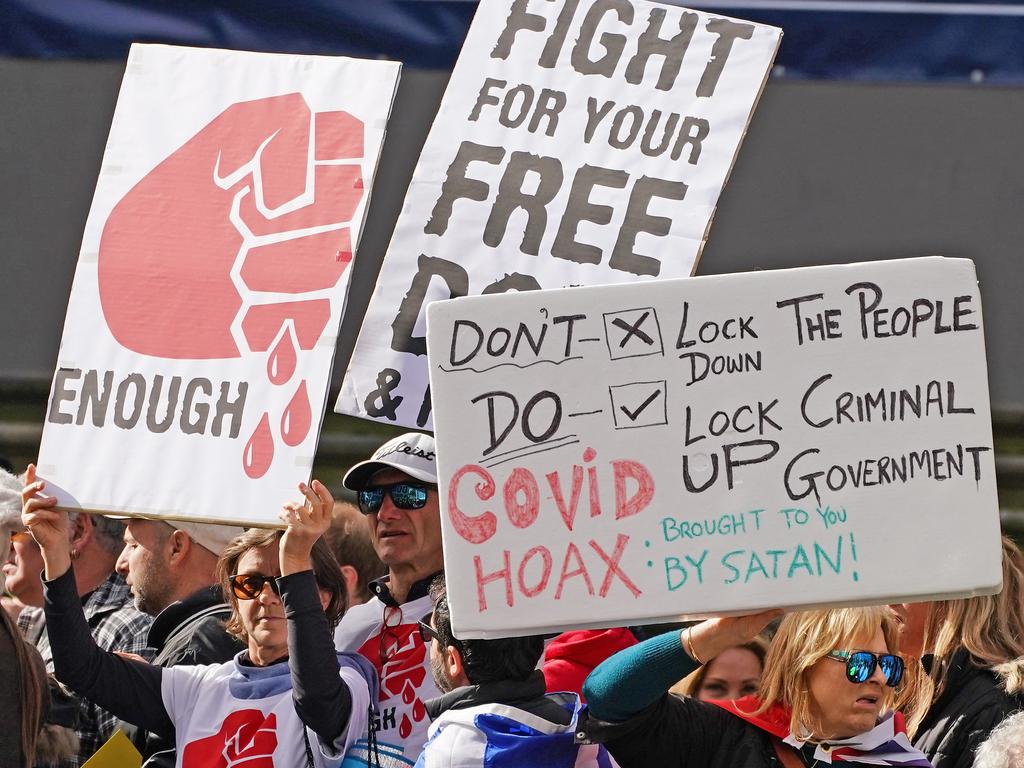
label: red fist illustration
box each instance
[97,93,365,477]
[182,710,278,768]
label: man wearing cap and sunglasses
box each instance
[333,431,444,767]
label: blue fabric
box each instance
[6,0,1024,81]
[227,650,379,701]
[476,713,578,768]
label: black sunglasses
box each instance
[827,650,904,687]
[357,482,431,515]
[229,573,281,601]
[417,612,439,644]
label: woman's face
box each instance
[890,602,930,658]
[805,624,891,739]
[234,545,288,663]
[697,647,762,701]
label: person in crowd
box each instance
[21,464,377,767]
[542,627,638,700]
[415,575,613,767]
[671,636,769,701]
[583,605,933,767]
[12,470,153,767]
[324,500,387,608]
[895,536,1024,768]
[2,468,80,767]
[972,710,1024,768]
[3,467,38,621]
[334,431,444,765]
[111,516,246,765]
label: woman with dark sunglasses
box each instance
[20,465,378,767]
[583,606,933,768]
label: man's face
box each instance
[363,469,443,574]
[116,519,175,616]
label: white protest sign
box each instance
[426,257,1001,639]
[37,44,400,526]
[339,0,782,429]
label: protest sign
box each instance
[36,44,400,526]
[339,0,782,429]
[426,257,1001,638]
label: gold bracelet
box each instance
[684,626,705,665]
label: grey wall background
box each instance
[1,58,1021,408]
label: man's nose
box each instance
[256,580,280,604]
[115,546,130,576]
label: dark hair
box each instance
[324,502,387,603]
[429,574,544,685]
[215,528,347,643]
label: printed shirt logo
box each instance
[359,624,430,742]
[182,709,278,767]
[97,92,365,478]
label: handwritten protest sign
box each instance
[426,257,1001,638]
[36,44,400,526]
[339,0,782,429]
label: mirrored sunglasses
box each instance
[827,649,904,687]
[357,482,430,515]
[229,573,281,601]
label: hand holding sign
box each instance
[20,464,72,580]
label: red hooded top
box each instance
[543,628,638,701]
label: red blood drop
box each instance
[280,380,312,447]
[243,413,274,479]
[401,680,416,705]
[267,329,297,385]
[412,698,426,722]
[399,714,412,739]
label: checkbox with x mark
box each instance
[608,380,668,430]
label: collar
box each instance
[369,571,442,608]
[148,585,228,648]
[82,572,134,622]
[425,670,548,720]
[711,697,932,766]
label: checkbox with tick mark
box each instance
[608,380,668,429]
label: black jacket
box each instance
[426,670,572,725]
[586,694,923,768]
[913,650,1024,768]
[126,586,242,768]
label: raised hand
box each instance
[20,464,72,579]
[279,479,334,576]
[684,609,783,665]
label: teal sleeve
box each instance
[582,629,699,722]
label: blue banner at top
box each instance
[3,0,1024,82]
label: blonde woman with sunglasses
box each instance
[583,606,932,768]
[21,465,377,768]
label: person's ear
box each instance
[70,514,93,552]
[319,587,332,612]
[166,530,191,567]
[445,644,465,683]
[339,565,358,596]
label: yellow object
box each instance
[82,730,142,768]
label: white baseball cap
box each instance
[343,432,437,490]
[106,515,245,556]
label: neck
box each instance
[386,560,440,604]
[248,640,288,667]
[73,550,116,597]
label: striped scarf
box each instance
[712,696,932,766]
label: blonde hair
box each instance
[923,536,1024,700]
[674,637,769,698]
[753,606,925,740]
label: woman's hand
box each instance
[685,609,783,664]
[21,464,73,580]
[279,480,333,576]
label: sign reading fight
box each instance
[339,0,782,429]
[426,257,1002,638]
[37,44,400,526]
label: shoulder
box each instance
[334,598,385,646]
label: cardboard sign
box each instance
[426,257,1001,638]
[37,44,400,526]
[339,0,782,429]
